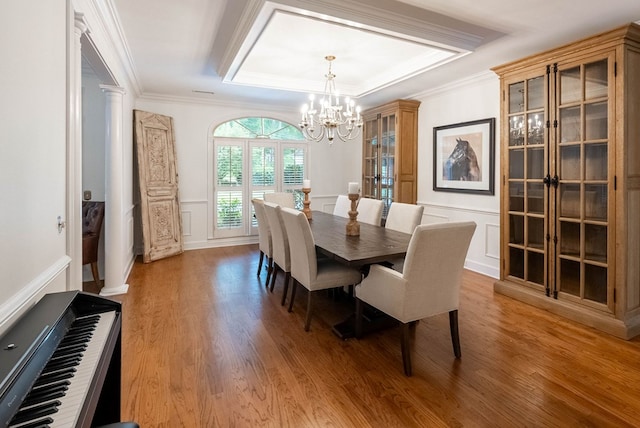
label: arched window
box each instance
[214,117,304,140]
[211,117,307,239]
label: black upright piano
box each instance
[0,291,122,427]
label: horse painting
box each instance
[443,138,481,181]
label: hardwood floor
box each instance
[112,245,640,427]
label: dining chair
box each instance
[251,199,273,286]
[385,202,424,234]
[356,197,384,226]
[263,201,293,306]
[333,194,351,218]
[280,207,363,331]
[355,221,476,376]
[264,192,295,209]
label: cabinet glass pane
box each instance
[560,259,580,296]
[560,221,580,257]
[509,182,524,211]
[509,247,524,279]
[560,184,580,218]
[585,143,607,181]
[585,102,608,140]
[585,183,607,221]
[527,183,544,214]
[527,76,544,110]
[585,223,607,262]
[559,145,580,180]
[509,115,525,146]
[527,113,544,145]
[527,147,544,179]
[560,66,581,104]
[509,149,524,179]
[509,82,524,113]
[528,216,544,249]
[527,251,544,285]
[510,214,524,245]
[585,60,608,100]
[584,264,607,303]
[560,106,581,143]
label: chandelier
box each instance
[299,56,363,144]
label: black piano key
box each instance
[9,416,53,428]
[48,343,88,358]
[31,380,70,392]
[22,382,69,407]
[41,355,81,373]
[32,368,76,387]
[72,314,100,326]
[58,333,92,347]
[9,401,60,426]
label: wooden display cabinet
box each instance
[492,23,640,339]
[361,99,420,218]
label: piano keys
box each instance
[0,291,123,428]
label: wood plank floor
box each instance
[109,245,640,427]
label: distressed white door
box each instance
[134,110,183,262]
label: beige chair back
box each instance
[385,202,424,234]
[263,202,290,271]
[356,197,383,226]
[333,194,350,218]
[251,199,272,257]
[280,207,317,288]
[264,192,295,209]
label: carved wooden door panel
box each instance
[134,110,183,262]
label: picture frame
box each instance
[433,117,495,195]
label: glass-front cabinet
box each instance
[494,24,640,339]
[362,100,420,218]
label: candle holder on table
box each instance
[302,187,312,220]
[346,193,360,236]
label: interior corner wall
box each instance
[0,1,69,334]
[415,74,501,278]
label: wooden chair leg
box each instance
[281,272,291,306]
[90,262,100,287]
[288,280,298,313]
[304,291,313,331]
[269,264,279,292]
[449,310,461,358]
[266,257,273,286]
[355,298,364,338]
[257,251,264,276]
[401,323,412,376]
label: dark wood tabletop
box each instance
[308,211,411,266]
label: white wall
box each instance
[0,1,69,333]
[133,97,362,250]
[415,73,501,278]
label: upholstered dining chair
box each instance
[264,192,295,209]
[280,207,363,331]
[356,197,384,226]
[263,202,293,306]
[82,201,105,287]
[355,221,476,376]
[385,202,424,234]
[333,194,351,218]
[251,199,273,286]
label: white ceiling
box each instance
[109,0,640,110]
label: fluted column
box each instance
[100,85,129,296]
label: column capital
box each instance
[100,85,126,96]
[74,12,89,35]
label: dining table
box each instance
[308,210,412,267]
[307,210,412,338]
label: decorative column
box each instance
[100,85,129,296]
[346,193,360,236]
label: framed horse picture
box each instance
[433,118,495,195]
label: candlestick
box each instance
[302,187,312,220]
[346,193,360,236]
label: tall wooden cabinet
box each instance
[492,23,640,339]
[361,99,420,217]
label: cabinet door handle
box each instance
[543,174,551,187]
[551,175,559,188]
